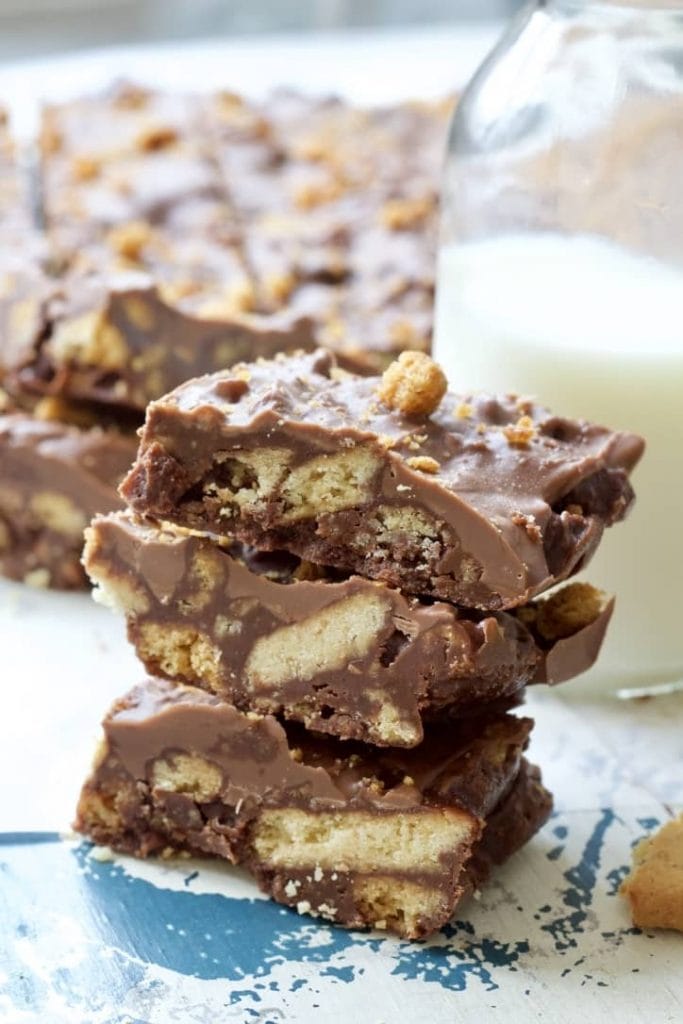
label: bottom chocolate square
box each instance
[75,678,552,938]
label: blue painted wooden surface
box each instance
[1,813,681,1023]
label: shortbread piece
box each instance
[75,677,552,939]
[122,349,644,610]
[0,413,135,588]
[84,512,613,746]
[621,815,683,933]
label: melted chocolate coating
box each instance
[122,349,643,610]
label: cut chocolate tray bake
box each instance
[75,677,552,939]
[1,82,452,419]
[84,511,613,747]
[122,348,644,611]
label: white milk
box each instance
[434,233,683,691]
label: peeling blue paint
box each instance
[1,820,678,1020]
[541,809,615,953]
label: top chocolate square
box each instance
[121,349,644,610]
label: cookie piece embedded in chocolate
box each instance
[0,412,135,588]
[75,676,552,939]
[121,348,644,610]
[84,511,613,747]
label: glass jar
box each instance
[434,0,683,694]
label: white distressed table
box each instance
[0,29,681,1024]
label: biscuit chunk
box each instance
[122,349,644,610]
[621,815,683,933]
[75,677,552,939]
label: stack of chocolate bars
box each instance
[0,84,451,589]
[75,349,643,938]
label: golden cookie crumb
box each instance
[323,316,345,344]
[71,154,101,181]
[215,90,245,112]
[33,396,97,428]
[621,814,683,933]
[264,271,296,306]
[454,402,473,419]
[293,179,343,210]
[107,220,152,262]
[41,125,62,155]
[377,351,447,417]
[379,196,433,231]
[535,582,606,641]
[406,456,440,474]
[198,279,256,320]
[503,415,537,447]
[159,279,201,305]
[136,124,178,151]
[291,136,328,162]
[114,85,150,110]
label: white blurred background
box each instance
[0,0,524,59]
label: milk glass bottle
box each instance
[434,0,683,693]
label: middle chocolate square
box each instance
[84,511,611,747]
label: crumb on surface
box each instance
[503,415,537,447]
[621,814,683,933]
[107,220,152,262]
[136,123,178,151]
[406,456,440,474]
[377,351,447,417]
